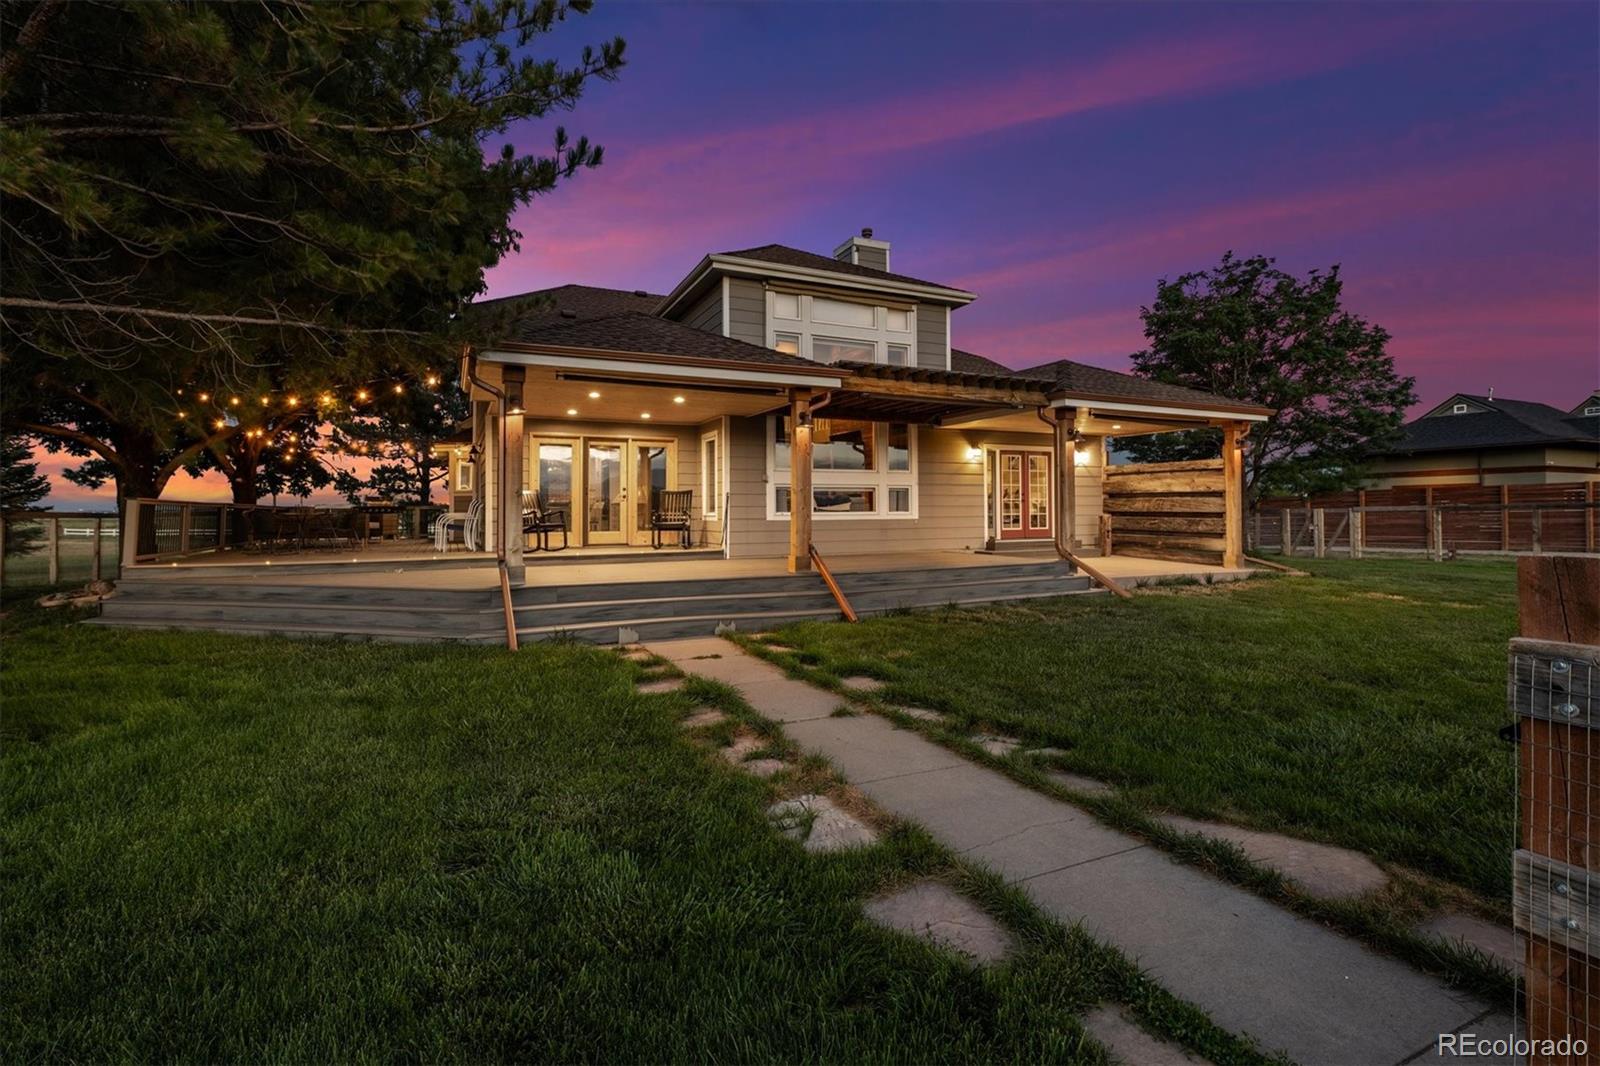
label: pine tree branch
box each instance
[0,0,66,98]
[0,296,421,336]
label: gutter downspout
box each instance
[466,348,519,651]
[1036,406,1131,600]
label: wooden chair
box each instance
[650,489,693,549]
[522,490,568,552]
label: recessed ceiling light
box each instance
[672,395,686,404]
[640,412,652,419]
[588,390,601,399]
[1111,423,1122,430]
[566,408,578,416]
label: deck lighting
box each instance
[588,390,601,399]
[673,395,686,404]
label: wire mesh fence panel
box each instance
[1514,555,1600,1062]
[1,515,120,591]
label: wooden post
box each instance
[1432,507,1444,560]
[120,499,140,570]
[1534,506,1544,555]
[1312,507,1326,559]
[46,516,60,584]
[1502,485,1513,552]
[1098,513,1113,556]
[1515,555,1600,1061]
[1281,507,1293,557]
[91,517,103,582]
[787,390,813,573]
[1221,423,1243,569]
[1063,428,1078,551]
[1349,510,1363,560]
[1586,481,1596,554]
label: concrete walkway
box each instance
[646,637,1509,1066]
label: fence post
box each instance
[178,503,192,556]
[1533,507,1544,554]
[1514,554,1600,1056]
[1281,508,1293,557]
[1501,486,1512,551]
[91,517,103,582]
[46,517,60,585]
[1587,482,1596,554]
[1423,487,1435,557]
[1312,507,1326,559]
[1350,510,1363,560]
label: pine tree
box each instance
[1,433,51,557]
[1123,252,1415,499]
[1,1,624,508]
[329,373,471,505]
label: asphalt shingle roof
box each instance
[718,244,971,295]
[503,309,828,370]
[952,350,1264,411]
[1384,394,1600,454]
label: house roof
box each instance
[504,310,831,370]
[717,243,970,295]
[952,349,1269,414]
[1382,393,1600,455]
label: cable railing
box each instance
[126,498,448,563]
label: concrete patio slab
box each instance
[1024,846,1483,1065]
[1158,815,1389,899]
[863,880,1013,964]
[679,708,727,729]
[1081,1005,1204,1065]
[1418,913,1521,971]
[783,715,966,783]
[767,794,877,853]
[645,639,845,722]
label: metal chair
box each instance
[435,497,482,552]
[522,489,568,552]
[650,489,693,549]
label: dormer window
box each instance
[766,289,915,366]
[1451,403,1470,414]
[1586,405,1600,417]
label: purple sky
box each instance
[41,2,1599,507]
[488,0,1598,408]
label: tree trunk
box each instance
[229,467,259,506]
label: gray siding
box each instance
[916,304,948,370]
[852,246,889,272]
[680,286,722,336]
[725,419,1106,558]
[727,277,765,347]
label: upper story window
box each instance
[1451,403,1470,414]
[766,289,914,365]
[1585,405,1600,416]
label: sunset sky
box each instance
[41,1,1599,508]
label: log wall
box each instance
[1103,458,1228,564]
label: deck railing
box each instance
[126,498,448,564]
[1251,500,1600,559]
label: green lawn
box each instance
[1,604,1267,1063]
[765,557,1519,902]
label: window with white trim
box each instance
[767,416,916,519]
[765,289,915,365]
[454,459,474,492]
[1451,403,1470,414]
[1585,405,1600,416]
[700,432,721,517]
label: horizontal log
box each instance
[1105,494,1227,514]
[1111,515,1226,535]
[1104,473,1225,495]
[1106,458,1224,476]
[1113,545,1226,566]
[1113,532,1229,552]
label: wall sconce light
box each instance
[1074,448,1091,467]
[966,446,983,462]
[797,409,813,428]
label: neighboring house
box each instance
[1363,391,1600,489]
[461,230,1269,577]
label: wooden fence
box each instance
[0,512,121,590]
[1102,458,1230,564]
[1252,483,1598,558]
[1514,554,1599,1061]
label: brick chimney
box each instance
[833,228,890,273]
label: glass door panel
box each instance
[585,442,625,544]
[630,441,675,546]
[535,441,575,535]
[999,452,1023,538]
[1027,454,1051,533]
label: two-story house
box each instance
[458,230,1269,579]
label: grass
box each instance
[757,557,1519,903]
[0,601,1275,1063]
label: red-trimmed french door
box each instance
[997,450,1052,540]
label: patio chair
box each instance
[433,497,482,552]
[521,490,568,552]
[650,489,693,549]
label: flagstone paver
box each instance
[840,674,887,693]
[1418,912,1521,970]
[680,708,727,729]
[1044,770,1115,797]
[896,706,950,724]
[743,758,787,778]
[1025,746,1071,759]
[1157,814,1389,900]
[720,734,764,765]
[863,880,1013,964]
[651,637,1498,1065]
[972,734,1021,757]
[1081,1005,1206,1065]
[767,794,877,853]
[647,638,843,722]
[635,677,685,695]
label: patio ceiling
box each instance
[516,365,788,424]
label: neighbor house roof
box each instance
[717,244,970,295]
[470,283,664,325]
[1381,393,1600,455]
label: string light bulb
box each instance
[392,384,404,395]
[425,374,440,387]
[287,396,299,407]
[214,419,226,430]
[356,389,370,402]
[229,397,240,407]
[198,392,211,402]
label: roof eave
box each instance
[1047,389,1272,421]
[478,342,847,386]
[657,254,977,318]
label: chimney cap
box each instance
[861,227,873,239]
